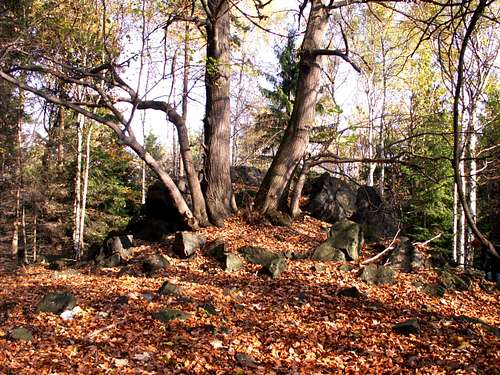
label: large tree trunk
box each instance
[203,0,233,226]
[255,0,328,216]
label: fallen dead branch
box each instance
[85,319,127,340]
[412,233,442,247]
[361,229,401,266]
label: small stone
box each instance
[114,358,129,367]
[97,311,109,319]
[422,283,446,297]
[173,231,206,259]
[312,241,346,262]
[158,281,182,296]
[116,296,129,305]
[133,352,151,361]
[142,254,170,275]
[338,264,354,272]
[10,327,33,341]
[225,253,244,272]
[36,292,76,314]
[235,352,259,368]
[199,303,218,316]
[314,264,327,272]
[337,286,362,298]
[142,292,154,302]
[393,318,420,335]
[60,310,75,321]
[361,264,395,285]
[210,339,224,349]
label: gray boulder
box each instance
[304,173,357,223]
[361,264,395,285]
[328,219,363,260]
[95,235,134,267]
[173,231,206,259]
[239,246,287,278]
[389,237,427,272]
[311,241,346,262]
[36,292,76,314]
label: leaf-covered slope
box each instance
[0,215,498,374]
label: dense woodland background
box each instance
[0,0,499,373]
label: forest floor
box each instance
[0,214,499,374]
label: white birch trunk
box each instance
[73,113,84,259]
[457,157,466,268]
[77,124,93,258]
[466,108,478,267]
[452,182,458,263]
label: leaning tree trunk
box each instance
[203,0,234,226]
[290,160,311,218]
[255,0,328,216]
[180,22,209,226]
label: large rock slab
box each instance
[36,292,76,314]
[95,235,134,267]
[328,219,363,260]
[173,231,206,259]
[230,166,264,186]
[389,237,427,272]
[304,173,357,223]
[351,186,397,241]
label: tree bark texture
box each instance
[203,0,234,226]
[255,0,328,215]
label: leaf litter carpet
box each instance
[0,215,498,374]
